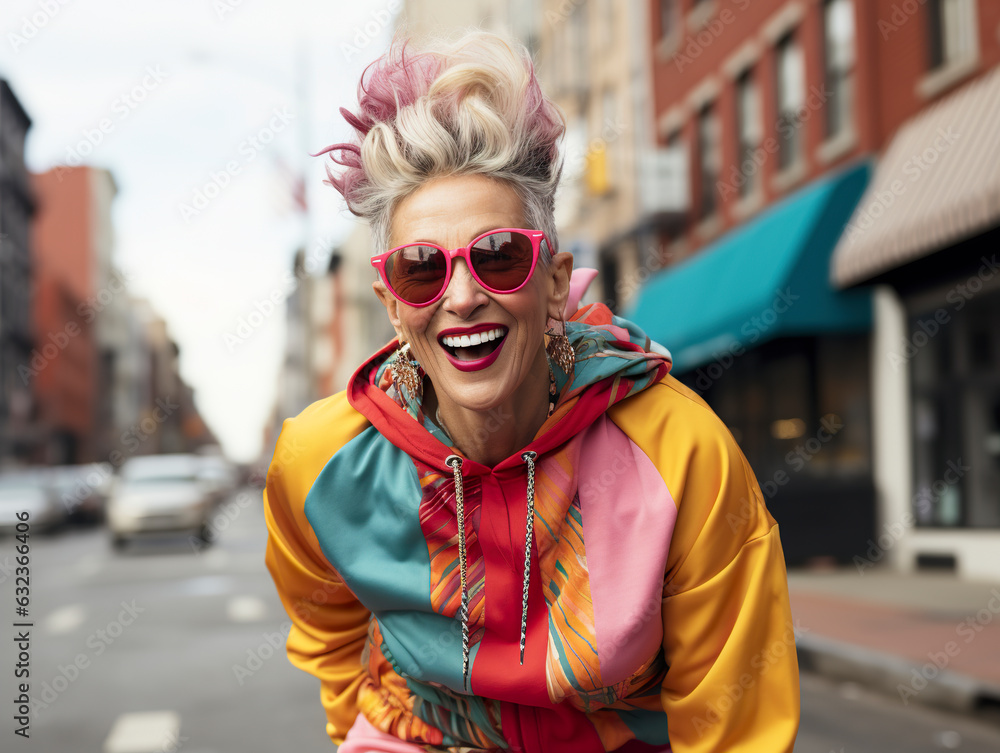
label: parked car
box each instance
[196,454,239,504]
[0,470,64,535]
[107,454,218,550]
[46,463,112,525]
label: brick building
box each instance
[29,167,110,464]
[830,0,1000,579]
[630,0,1000,575]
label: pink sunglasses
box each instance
[371,227,548,307]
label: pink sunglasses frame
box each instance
[370,227,549,308]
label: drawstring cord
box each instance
[445,454,470,688]
[444,450,538,688]
[519,451,537,665]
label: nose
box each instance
[441,258,489,318]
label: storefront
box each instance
[831,66,1000,580]
[629,160,876,565]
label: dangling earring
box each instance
[545,319,575,375]
[545,320,574,418]
[391,341,423,400]
[547,362,558,417]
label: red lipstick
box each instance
[437,323,508,373]
[437,322,506,339]
[443,337,507,372]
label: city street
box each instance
[0,486,331,752]
[0,487,997,752]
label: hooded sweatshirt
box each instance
[264,302,800,753]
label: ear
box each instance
[546,251,574,321]
[373,279,403,340]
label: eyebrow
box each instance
[404,226,511,248]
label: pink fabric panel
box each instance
[577,415,677,687]
[338,712,429,753]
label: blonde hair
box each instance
[315,29,566,261]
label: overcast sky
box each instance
[2,0,401,462]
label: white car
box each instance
[107,454,218,550]
[47,463,113,525]
[0,470,64,535]
[196,454,238,504]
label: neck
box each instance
[430,350,550,467]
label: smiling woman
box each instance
[372,173,571,466]
[263,29,800,753]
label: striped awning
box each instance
[832,64,1000,288]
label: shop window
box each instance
[910,288,1000,528]
[822,0,856,140]
[815,335,871,475]
[689,335,872,492]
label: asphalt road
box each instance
[0,486,998,752]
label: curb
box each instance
[795,631,1000,714]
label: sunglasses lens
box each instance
[469,231,535,291]
[386,245,447,304]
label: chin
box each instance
[439,378,517,415]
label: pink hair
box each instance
[311,31,566,257]
[312,41,444,214]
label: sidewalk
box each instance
[787,568,1000,714]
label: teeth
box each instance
[442,327,506,348]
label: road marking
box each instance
[226,595,267,622]
[44,604,86,635]
[176,575,234,596]
[103,711,180,753]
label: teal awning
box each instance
[627,160,874,374]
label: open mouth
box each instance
[438,326,508,362]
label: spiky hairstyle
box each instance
[314,29,566,261]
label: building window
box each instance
[696,102,720,219]
[734,68,762,198]
[926,0,977,70]
[774,30,805,171]
[694,335,872,483]
[570,0,589,103]
[911,287,1000,528]
[822,0,855,140]
[659,0,678,40]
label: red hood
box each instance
[346,302,672,477]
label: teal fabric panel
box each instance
[613,705,671,745]
[378,610,479,694]
[627,161,874,373]
[304,425,429,613]
[304,426,477,694]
